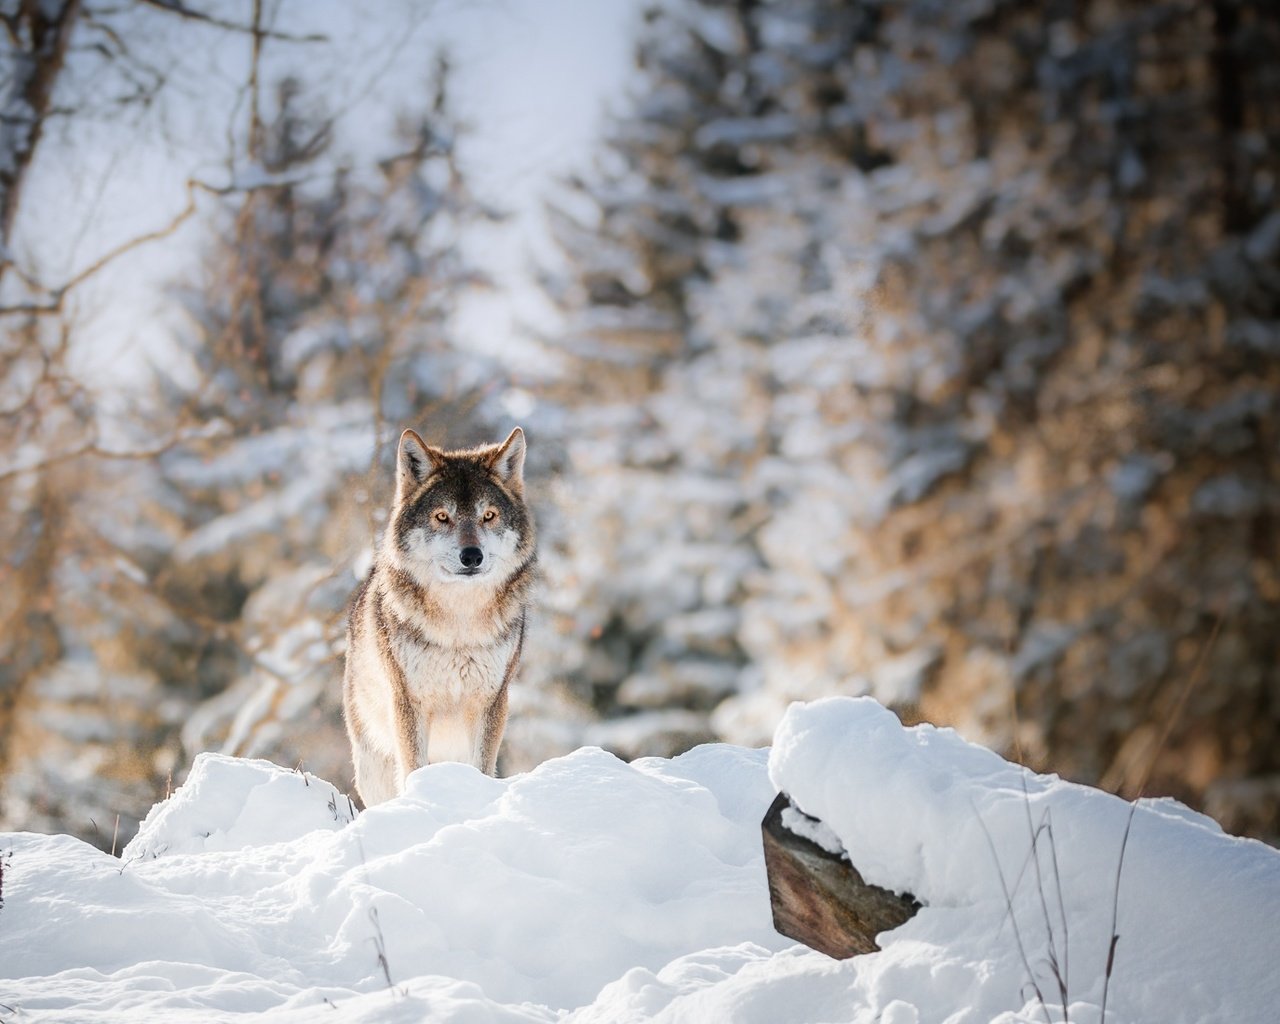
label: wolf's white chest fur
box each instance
[392,629,516,764]
[394,633,513,706]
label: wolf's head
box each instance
[387,427,535,588]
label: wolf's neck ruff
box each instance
[342,426,536,806]
[379,555,533,650]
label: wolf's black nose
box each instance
[459,546,484,568]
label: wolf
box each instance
[342,426,536,806]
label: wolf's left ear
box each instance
[398,428,444,496]
[488,427,526,496]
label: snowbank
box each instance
[769,697,1280,1024]
[1,745,783,1021]
[1,698,1277,1022]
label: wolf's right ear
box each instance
[397,429,443,496]
[488,426,526,496]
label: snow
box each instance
[3,698,1278,1023]
[780,804,845,857]
[1,745,781,1021]
[771,698,1280,1024]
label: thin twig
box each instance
[973,799,1051,1024]
[1020,780,1069,1018]
[0,849,10,914]
[1100,613,1224,1021]
[353,832,406,997]
[369,906,395,989]
[1099,803,1136,1024]
[1131,615,1225,799]
[1044,815,1070,1013]
[0,187,199,316]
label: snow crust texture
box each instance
[3,700,1278,1023]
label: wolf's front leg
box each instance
[352,740,399,807]
[393,692,430,793]
[479,685,509,776]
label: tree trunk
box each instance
[0,0,83,261]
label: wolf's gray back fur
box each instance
[342,427,535,806]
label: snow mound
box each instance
[770,697,1280,1024]
[1,744,782,1021]
[2,698,1277,1023]
[126,752,355,859]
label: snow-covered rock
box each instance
[771,697,1280,1024]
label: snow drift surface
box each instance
[1,698,1277,1023]
[1,744,781,1021]
[769,698,1280,1024]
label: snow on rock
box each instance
[770,697,1280,1024]
[779,803,844,857]
[2,699,1278,1023]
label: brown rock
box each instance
[762,792,920,959]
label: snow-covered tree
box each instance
[546,0,1280,837]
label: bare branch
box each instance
[135,0,328,44]
[0,421,228,485]
[77,10,170,105]
[0,172,319,317]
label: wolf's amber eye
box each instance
[434,510,450,524]
[482,509,498,523]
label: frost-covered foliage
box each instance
[0,312,162,848]
[0,70,511,847]
[544,0,1280,837]
[2,698,1277,1022]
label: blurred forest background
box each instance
[2,0,1277,850]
